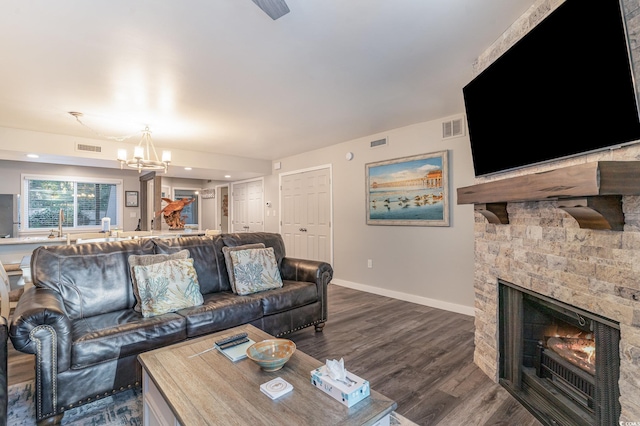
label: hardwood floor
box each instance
[7,329,35,387]
[287,285,541,426]
[7,284,541,425]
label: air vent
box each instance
[76,143,102,153]
[442,117,465,139]
[370,138,388,148]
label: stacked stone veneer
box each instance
[471,0,640,422]
[473,199,640,421]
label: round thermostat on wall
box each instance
[345,152,354,161]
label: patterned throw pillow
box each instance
[131,258,204,318]
[128,250,190,312]
[222,243,266,293]
[228,247,283,295]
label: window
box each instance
[173,189,199,227]
[23,175,122,231]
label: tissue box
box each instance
[310,366,370,407]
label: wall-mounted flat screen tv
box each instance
[463,0,640,177]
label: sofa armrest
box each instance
[0,316,7,426]
[280,257,333,320]
[9,286,72,373]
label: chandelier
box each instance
[117,126,171,173]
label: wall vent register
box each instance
[442,117,465,139]
[369,138,388,148]
[75,143,102,153]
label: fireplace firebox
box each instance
[498,280,621,426]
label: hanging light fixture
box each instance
[117,126,171,173]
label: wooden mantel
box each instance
[456,161,640,230]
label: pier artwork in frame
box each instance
[366,150,449,226]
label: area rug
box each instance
[8,380,416,425]
[8,381,142,425]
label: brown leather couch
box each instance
[9,232,332,425]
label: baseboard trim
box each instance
[330,279,475,317]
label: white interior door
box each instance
[232,182,247,232]
[281,167,331,262]
[231,178,263,232]
[247,180,264,231]
[282,173,304,254]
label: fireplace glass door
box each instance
[498,280,620,426]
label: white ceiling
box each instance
[0,0,534,180]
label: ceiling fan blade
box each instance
[251,0,290,20]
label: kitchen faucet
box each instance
[58,208,64,237]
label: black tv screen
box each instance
[463,0,640,177]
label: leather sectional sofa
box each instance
[9,232,333,425]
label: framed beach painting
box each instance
[366,150,449,226]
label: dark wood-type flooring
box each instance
[7,284,541,425]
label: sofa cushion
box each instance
[176,292,263,338]
[128,249,191,312]
[153,235,230,293]
[259,280,319,315]
[71,310,187,369]
[221,243,265,293]
[31,238,156,320]
[132,258,204,318]
[222,232,286,267]
[228,247,283,295]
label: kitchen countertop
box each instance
[0,232,208,264]
[0,230,209,246]
[0,237,67,266]
[0,236,67,246]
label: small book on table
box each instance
[216,338,255,362]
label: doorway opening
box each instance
[216,185,229,233]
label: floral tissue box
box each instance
[310,365,370,407]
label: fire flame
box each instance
[549,330,596,362]
[583,345,596,364]
[547,334,596,375]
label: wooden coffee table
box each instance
[138,324,397,425]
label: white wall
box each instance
[0,159,144,233]
[0,127,272,181]
[0,115,479,314]
[200,193,217,231]
[265,116,478,315]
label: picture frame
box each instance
[366,150,449,226]
[201,187,216,199]
[125,191,139,207]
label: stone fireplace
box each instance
[499,279,621,425]
[466,197,640,423]
[459,0,640,423]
